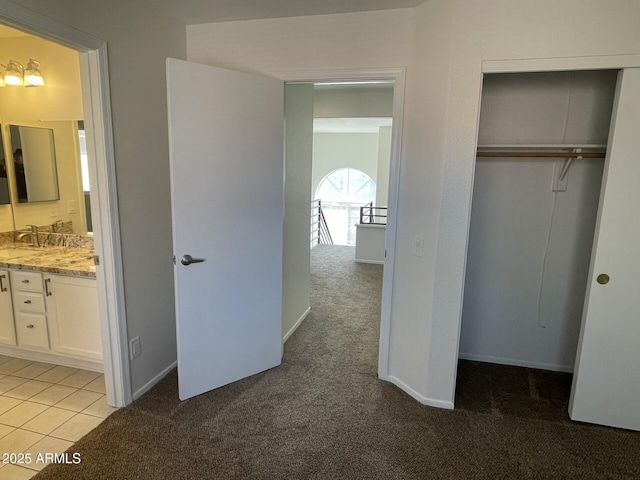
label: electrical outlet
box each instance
[67,200,76,214]
[130,336,141,359]
[48,205,58,217]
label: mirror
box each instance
[0,126,9,205]
[9,124,60,203]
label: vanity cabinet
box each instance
[44,274,102,361]
[0,269,17,346]
[10,271,50,350]
[0,268,101,366]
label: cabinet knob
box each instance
[26,324,34,329]
[597,273,610,285]
[22,279,30,283]
[24,300,32,304]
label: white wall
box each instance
[460,71,615,371]
[283,84,313,342]
[314,85,394,118]
[8,0,187,397]
[187,1,640,409]
[312,86,393,206]
[461,158,604,370]
[376,126,391,208]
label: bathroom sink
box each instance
[0,248,39,259]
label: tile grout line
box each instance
[0,361,116,479]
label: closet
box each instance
[459,70,617,373]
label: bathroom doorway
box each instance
[0,9,129,407]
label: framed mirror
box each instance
[9,124,60,203]
[0,126,9,205]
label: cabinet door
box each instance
[45,275,102,360]
[0,269,16,346]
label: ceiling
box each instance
[145,0,426,25]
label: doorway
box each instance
[456,69,619,417]
[281,70,405,382]
[0,9,128,407]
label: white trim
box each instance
[0,3,130,407]
[283,306,311,344]
[354,259,385,265]
[388,375,454,409]
[276,67,406,84]
[458,353,574,374]
[276,67,405,387]
[79,48,131,408]
[0,345,103,373]
[132,361,176,401]
[379,69,405,381]
[483,54,640,74]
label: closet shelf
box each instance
[476,151,606,158]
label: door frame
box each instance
[0,1,130,406]
[277,68,406,381]
[452,54,640,402]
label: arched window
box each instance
[315,168,376,246]
[315,168,376,204]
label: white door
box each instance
[569,68,640,430]
[167,58,284,401]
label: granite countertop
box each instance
[0,243,96,279]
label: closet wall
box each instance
[459,70,617,372]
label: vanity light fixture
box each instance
[1,59,45,87]
[3,60,23,86]
[24,59,45,86]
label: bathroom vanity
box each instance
[0,241,101,371]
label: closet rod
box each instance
[476,151,606,158]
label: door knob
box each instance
[596,273,610,285]
[181,254,205,266]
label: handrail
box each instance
[359,202,387,225]
[311,199,333,247]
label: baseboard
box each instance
[0,345,103,372]
[132,360,177,401]
[354,258,384,265]
[458,352,574,373]
[386,375,454,410]
[282,306,311,344]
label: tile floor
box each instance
[0,355,118,479]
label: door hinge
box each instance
[93,255,100,266]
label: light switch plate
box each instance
[130,336,141,359]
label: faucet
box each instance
[52,220,63,233]
[17,224,41,247]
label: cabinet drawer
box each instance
[15,313,49,350]
[10,271,43,293]
[13,291,46,314]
